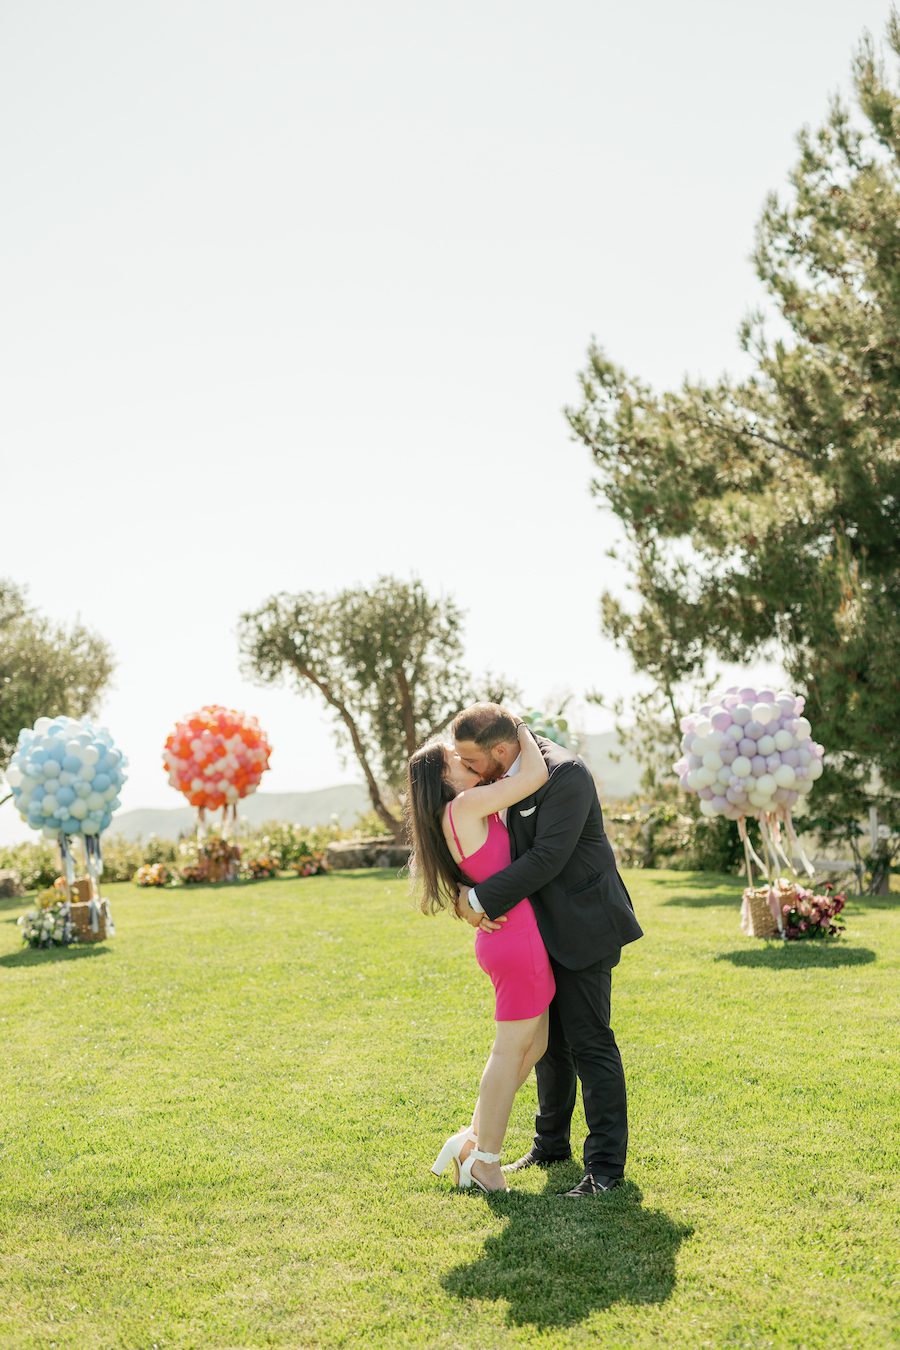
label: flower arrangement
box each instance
[290,850,327,877]
[243,855,280,879]
[179,862,209,885]
[17,886,75,948]
[135,862,172,887]
[781,881,846,939]
[177,836,242,884]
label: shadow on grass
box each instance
[715,944,876,969]
[442,1178,691,1328]
[0,943,111,969]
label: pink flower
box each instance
[800,921,808,931]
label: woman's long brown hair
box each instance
[406,741,471,914]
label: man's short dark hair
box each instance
[451,703,518,748]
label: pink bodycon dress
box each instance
[448,803,556,1021]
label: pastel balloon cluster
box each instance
[5,716,128,840]
[673,686,824,821]
[523,709,572,748]
[164,705,271,810]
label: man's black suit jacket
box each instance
[472,735,643,971]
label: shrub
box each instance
[0,841,61,891]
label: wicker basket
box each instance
[741,885,780,938]
[69,898,112,943]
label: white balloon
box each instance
[732,756,752,778]
[702,752,723,772]
[774,764,796,787]
[34,717,52,735]
[68,799,88,819]
[756,774,776,796]
[752,703,774,726]
[808,758,824,779]
[794,717,812,741]
[774,730,794,751]
[700,799,717,816]
[694,718,712,739]
[757,735,776,756]
[5,764,22,788]
[41,795,58,815]
[694,767,715,789]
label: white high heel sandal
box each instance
[457,1148,506,1192]
[431,1126,476,1177]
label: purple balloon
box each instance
[726,786,744,804]
[726,724,744,742]
[751,756,767,776]
[795,696,806,713]
[711,711,732,732]
[739,687,757,704]
[688,754,702,770]
[783,748,799,767]
[766,754,782,772]
[773,787,789,804]
[757,688,776,703]
[711,795,728,812]
[744,720,764,739]
[732,704,752,726]
[739,738,757,758]
[698,787,714,800]
[720,744,737,765]
[776,696,795,717]
[786,789,799,805]
[699,704,712,716]
[797,748,811,767]
[794,767,808,782]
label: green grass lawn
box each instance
[1,870,897,1348]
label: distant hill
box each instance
[108,735,642,841]
[111,785,371,841]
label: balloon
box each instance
[672,683,825,841]
[163,705,272,813]
[6,715,127,840]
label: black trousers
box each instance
[533,951,627,1175]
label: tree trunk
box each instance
[300,667,404,841]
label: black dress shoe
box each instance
[502,1146,572,1174]
[562,1172,623,1196]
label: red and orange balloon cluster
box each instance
[164,705,271,811]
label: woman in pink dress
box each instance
[407,721,556,1192]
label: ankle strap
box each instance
[468,1148,500,1163]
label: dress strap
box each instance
[447,800,464,859]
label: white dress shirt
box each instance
[467,752,521,914]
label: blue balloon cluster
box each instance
[5,716,128,840]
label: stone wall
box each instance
[325,837,411,871]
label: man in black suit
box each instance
[452,704,643,1196]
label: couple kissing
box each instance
[407,703,643,1196]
